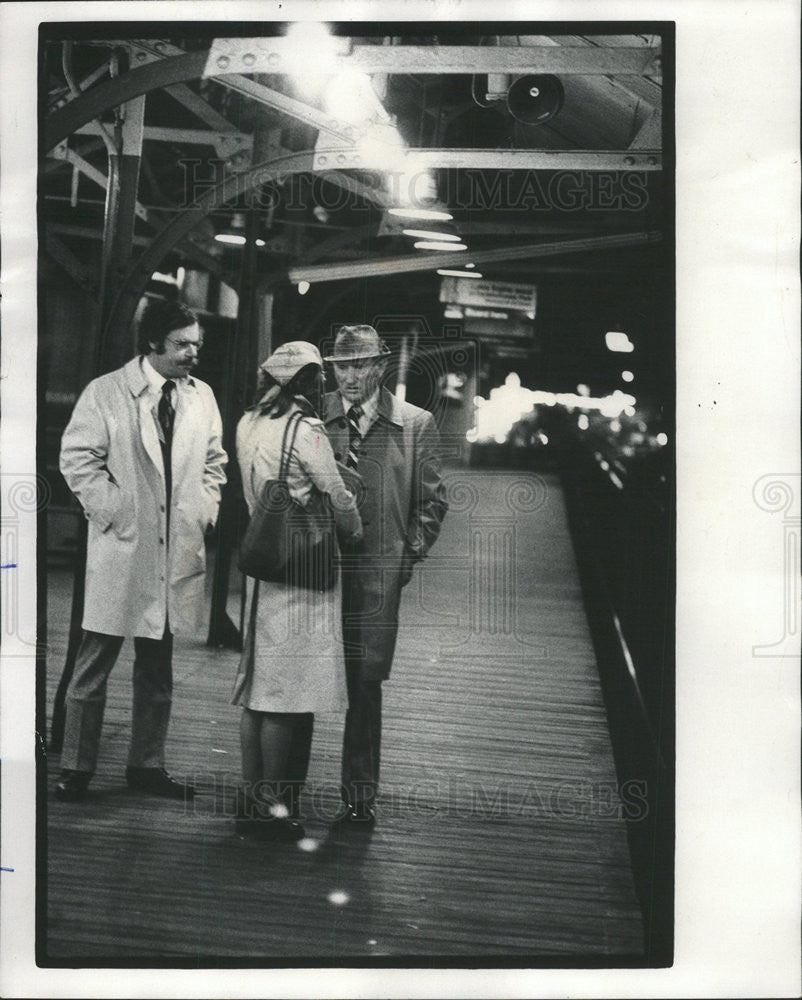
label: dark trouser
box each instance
[60,627,174,774]
[341,669,383,807]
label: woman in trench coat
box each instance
[232,342,362,842]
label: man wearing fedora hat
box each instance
[323,324,448,824]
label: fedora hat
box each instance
[323,325,391,363]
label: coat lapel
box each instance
[123,358,164,478]
[171,377,199,484]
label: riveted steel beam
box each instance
[313,146,662,173]
[102,146,394,346]
[288,231,663,284]
[204,39,660,76]
[45,44,358,152]
[47,142,150,221]
[75,120,253,151]
[46,51,207,151]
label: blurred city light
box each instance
[621,370,635,383]
[605,330,635,353]
[467,374,637,443]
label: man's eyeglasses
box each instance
[166,337,203,351]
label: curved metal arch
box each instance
[45,51,208,152]
[103,150,387,346]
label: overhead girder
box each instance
[313,145,661,172]
[288,231,663,284]
[203,38,661,77]
[45,39,662,157]
[101,148,390,347]
[46,50,207,152]
[45,46,360,152]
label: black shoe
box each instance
[125,766,195,799]
[54,769,92,802]
[336,802,376,826]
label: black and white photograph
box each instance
[0,1,799,997]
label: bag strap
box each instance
[249,409,305,498]
[278,410,305,483]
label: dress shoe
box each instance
[336,802,376,826]
[54,769,91,802]
[125,766,195,799]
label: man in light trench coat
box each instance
[54,299,227,801]
[323,325,448,824]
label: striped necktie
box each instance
[158,380,175,447]
[158,380,175,510]
[346,403,363,469]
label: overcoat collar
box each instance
[325,386,403,429]
[123,356,197,397]
[122,356,198,483]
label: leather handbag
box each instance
[238,411,337,591]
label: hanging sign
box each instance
[439,277,537,315]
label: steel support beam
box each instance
[204,39,660,76]
[45,45,358,153]
[45,50,207,151]
[206,114,279,650]
[75,120,253,152]
[101,148,390,346]
[313,146,661,173]
[47,142,149,221]
[288,231,663,284]
[44,232,97,294]
[629,108,662,149]
[50,93,147,747]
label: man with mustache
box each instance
[54,299,227,802]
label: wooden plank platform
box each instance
[43,470,644,961]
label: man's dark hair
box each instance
[137,298,198,354]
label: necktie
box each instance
[158,380,175,446]
[158,380,175,510]
[346,404,363,469]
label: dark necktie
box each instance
[346,404,363,469]
[158,380,175,509]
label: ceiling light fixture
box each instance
[215,211,248,245]
[414,240,467,252]
[214,233,246,246]
[403,228,462,242]
[437,268,483,279]
[388,205,453,222]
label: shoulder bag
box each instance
[238,411,337,591]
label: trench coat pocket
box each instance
[105,489,136,539]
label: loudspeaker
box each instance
[506,74,564,125]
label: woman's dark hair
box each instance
[137,298,198,354]
[254,363,322,418]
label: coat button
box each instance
[160,505,165,512]
[334,451,342,461]
[159,537,164,544]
